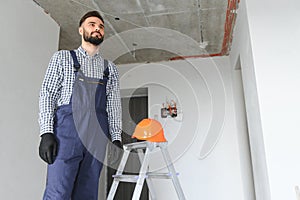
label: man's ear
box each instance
[79,27,83,36]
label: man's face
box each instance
[79,16,104,46]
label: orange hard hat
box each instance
[132,118,167,142]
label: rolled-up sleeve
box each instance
[38,51,63,135]
[106,62,122,142]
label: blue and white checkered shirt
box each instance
[38,46,122,142]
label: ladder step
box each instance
[147,172,180,179]
[112,172,180,182]
[112,174,140,183]
[123,141,148,150]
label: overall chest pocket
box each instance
[78,77,105,85]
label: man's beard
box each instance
[83,30,104,46]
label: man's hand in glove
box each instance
[39,133,58,164]
[112,140,122,149]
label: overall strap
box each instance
[103,59,109,79]
[70,50,80,72]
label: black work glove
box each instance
[39,133,58,164]
[112,140,122,149]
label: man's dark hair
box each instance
[79,11,104,27]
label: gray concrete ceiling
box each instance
[34,0,234,64]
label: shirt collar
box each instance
[77,46,101,58]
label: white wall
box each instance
[229,1,271,199]
[0,1,60,199]
[230,0,300,199]
[118,56,252,200]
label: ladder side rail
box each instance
[160,146,186,200]
[107,148,131,200]
[137,148,157,200]
[132,147,151,200]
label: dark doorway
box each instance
[106,88,149,200]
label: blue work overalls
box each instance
[43,50,110,200]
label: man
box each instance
[38,11,122,200]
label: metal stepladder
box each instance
[107,141,186,200]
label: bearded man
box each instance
[38,11,122,200]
